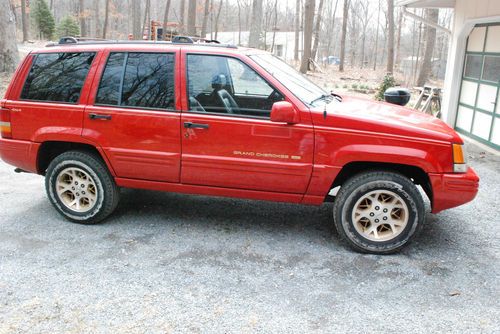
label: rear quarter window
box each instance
[21,52,95,103]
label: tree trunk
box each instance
[79,0,86,37]
[373,0,381,70]
[94,0,101,38]
[214,0,223,40]
[142,0,151,39]
[201,0,210,38]
[187,0,197,36]
[21,0,29,42]
[311,0,324,60]
[300,0,315,74]
[162,0,172,40]
[131,0,141,39]
[248,0,263,48]
[339,0,349,72]
[179,0,186,34]
[294,0,300,61]
[0,0,19,73]
[386,0,395,74]
[395,7,403,70]
[417,8,439,86]
[102,0,110,38]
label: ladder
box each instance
[414,86,442,117]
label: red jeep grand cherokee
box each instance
[0,39,479,254]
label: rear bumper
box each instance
[429,167,479,213]
[0,138,39,173]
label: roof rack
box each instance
[45,36,237,49]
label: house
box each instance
[207,31,303,63]
[398,0,500,150]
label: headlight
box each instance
[452,144,467,173]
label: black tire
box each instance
[333,171,425,254]
[45,150,119,224]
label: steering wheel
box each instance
[216,89,239,114]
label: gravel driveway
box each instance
[0,141,498,333]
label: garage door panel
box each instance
[491,119,500,145]
[467,27,486,52]
[476,84,497,112]
[485,26,500,53]
[472,112,492,140]
[456,106,474,132]
[459,81,478,106]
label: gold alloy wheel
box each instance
[55,167,97,213]
[351,190,409,242]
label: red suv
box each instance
[0,40,479,253]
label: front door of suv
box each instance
[83,50,181,182]
[180,52,313,194]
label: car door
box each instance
[83,49,181,182]
[180,52,313,194]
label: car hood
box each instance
[312,95,462,143]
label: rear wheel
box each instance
[45,151,119,224]
[333,171,425,254]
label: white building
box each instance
[398,0,500,150]
[208,31,304,62]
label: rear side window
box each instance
[95,52,175,110]
[21,52,95,103]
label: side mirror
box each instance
[270,101,300,124]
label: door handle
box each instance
[184,122,209,129]
[89,113,112,120]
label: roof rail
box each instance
[45,36,237,49]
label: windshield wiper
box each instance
[310,94,333,105]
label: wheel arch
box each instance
[327,161,432,204]
[37,141,115,177]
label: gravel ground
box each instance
[0,141,498,333]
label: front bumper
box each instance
[0,137,39,173]
[429,167,479,213]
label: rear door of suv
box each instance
[83,49,181,182]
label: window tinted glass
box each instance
[95,52,175,109]
[21,52,95,103]
[95,53,125,105]
[187,55,283,117]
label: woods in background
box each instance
[1,0,451,87]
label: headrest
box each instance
[211,74,227,89]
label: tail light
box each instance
[0,104,12,138]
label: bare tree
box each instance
[79,0,87,36]
[102,0,110,38]
[162,0,172,40]
[201,0,211,38]
[355,0,373,68]
[0,0,19,72]
[300,0,315,73]
[131,0,141,39]
[214,0,224,40]
[179,0,186,34]
[373,0,381,70]
[311,0,325,60]
[294,0,300,61]
[417,8,439,86]
[142,0,151,39]
[21,0,29,42]
[248,0,262,48]
[94,0,101,38]
[187,0,197,36]
[386,0,395,74]
[339,0,349,72]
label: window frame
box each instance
[185,53,285,120]
[19,51,97,105]
[94,51,177,112]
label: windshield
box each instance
[250,54,334,107]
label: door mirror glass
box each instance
[270,101,300,124]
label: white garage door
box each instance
[456,23,500,150]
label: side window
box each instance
[95,52,175,110]
[21,52,95,103]
[187,55,283,118]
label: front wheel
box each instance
[45,151,119,224]
[333,171,425,254]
